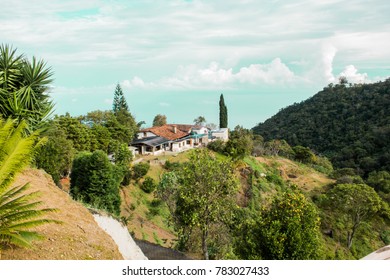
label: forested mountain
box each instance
[252,79,390,175]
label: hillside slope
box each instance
[1,168,123,260]
[252,79,390,175]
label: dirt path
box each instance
[93,214,147,260]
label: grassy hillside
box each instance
[1,169,123,260]
[124,150,389,259]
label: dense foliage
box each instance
[34,123,74,184]
[152,114,167,127]
[235,190,323,260]
[157,149,238,259]
[219,94,228,128]
[319,183,385,249]
[0,45,54,129]
[70,151,122,216]
[253,79,390,175]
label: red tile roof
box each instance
[140,125,189,141]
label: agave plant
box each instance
[0,44,54,130]
[0,118,59,255]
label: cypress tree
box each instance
[219,94,228,128]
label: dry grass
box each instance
[1,169,123,260]
[255,156,334,194]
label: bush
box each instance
[141,176,156,193]
[207,139,226,154]
[34,124,74,185]
[132,162,150,181]
[293,146,316,164]
[70,150,121,215]
[164,160,181,171]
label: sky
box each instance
[1,0,389,129]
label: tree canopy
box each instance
[321,183,384,249]
[153,114,167,127]
[252,79,390,175]
[157,149,238,259]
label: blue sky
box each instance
[1,0,389,128]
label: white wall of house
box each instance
[192,126,209,135]
[211,128,229,142]
[172,139,193,152]
[137,131,156,139]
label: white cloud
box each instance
[321,44,337,83]
[236,58,295,84]
[159,102,170,107]
[338,65,369,84]
[123,58,297,90]
[122,77,148,89]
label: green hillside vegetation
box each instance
[252,78,390,177]
[3,44,388,260]
[117,148,389,260]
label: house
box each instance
[131,124,199,155]
[131,124,227,155]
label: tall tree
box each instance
[0,44,54,129]
[111,85,137,142]
[219,94,228,128]
[112,84,128,113]
[153,114,167,127]
[157,149,238,259]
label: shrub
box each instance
[132,162,150,181]
[141,176,156,193]
[70,150,121,215]
[293,146,316,164]
[164,160,181,171]
[207,139,226,154]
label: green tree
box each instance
[112,84,128,113]
[324,184,383,249]
[34,123,74,185]
[193,116,206,126]
[157,149,238,259]
[111,85,137,143]
[90,124,111,153]
[258,191,323,259]
[82,110,112,126]
[153,114,167,127]
[0,119,58,252]
[219,94,228,128]
[55,113,93,152]
[70,150,121,216]
[0,44,54,129]
[235,190,323,260]
[225,125,253,159]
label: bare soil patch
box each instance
[1,169,123,260]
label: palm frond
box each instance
[0,119,60,249]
